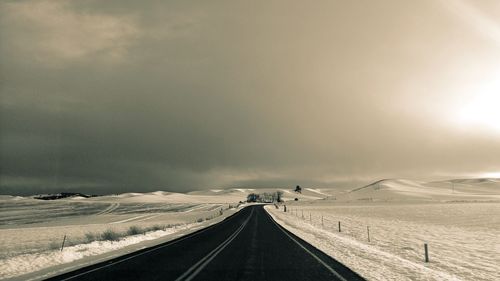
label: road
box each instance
[46,205,365,281]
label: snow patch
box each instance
[305,188,329,196]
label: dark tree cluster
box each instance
[246,191,283,203]
[33,192,99,200]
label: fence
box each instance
[282,206,431,263]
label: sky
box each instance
[1,0,500,195]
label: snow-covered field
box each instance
[3,178,498,281]
[0,190,248,281]
[266,179,500,281]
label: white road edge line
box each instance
[264,208,348,281]
[175,208,253,281]
[56,208,248,281]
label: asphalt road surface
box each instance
[46,205,365,281]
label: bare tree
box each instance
[276,191,283,202]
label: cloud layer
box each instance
[1,0,500,195]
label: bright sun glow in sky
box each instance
[443,0,500,134]
[455,81,500,133]
[3,0,500,195]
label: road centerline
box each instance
[174,208,254,281]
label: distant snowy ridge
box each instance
[339,178,500,202]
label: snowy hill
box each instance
[336,178,500,202]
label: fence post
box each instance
[424,243,429,262]
[367,226,370,242]
[338,221,341,232]
[284,205,287,212]
[321,215,324,227]
[302,210,304,219]
[60,234,67,252]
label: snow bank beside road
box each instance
[1,216,236,281]
[265,204,500,281]
[1,226,180,280]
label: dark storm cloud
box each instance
[2,0,500,195]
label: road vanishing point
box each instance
[46,205,365,281]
